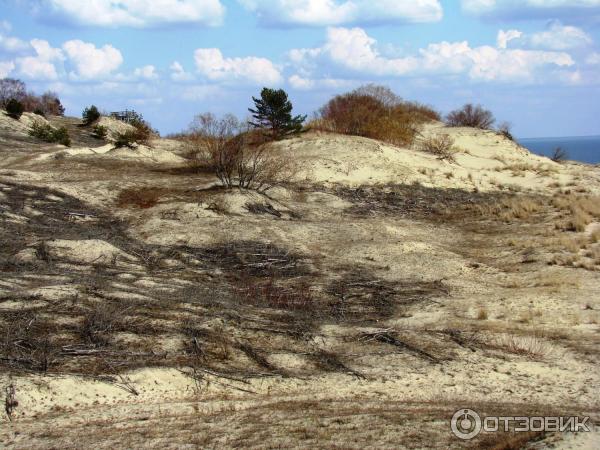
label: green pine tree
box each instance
[248,88,306,140]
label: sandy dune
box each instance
[0,113,599,448]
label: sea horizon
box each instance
[518,134,600,165]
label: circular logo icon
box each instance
[451,409,482,440]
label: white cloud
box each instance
[15,39,64,80]
[288,74,350,90]
[497,22,593,51]
[170,61,194,81]
[497,29,522,49]
[239,0,443,26]
[462,0,600,20]
[289,27,576,86]
[290,27,418,77]
[194,48,282,85]
[133,65,158,80]
[0,61,15,78]
[62,40,123,79]
[38,0,225,27]
[528,21,593,50]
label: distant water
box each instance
[518,135,600,165]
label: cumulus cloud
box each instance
[497,21,593,51]
[528,21,593,50]
[133,65,158,80]
[62,40,123,79]
[290,27,418,77]
[238,0,443,27]
[34,0,225,28]
[194,48,282,85]
[289,26,576,87]
[462,0,600,20]
[16,38,64,80]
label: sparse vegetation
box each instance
[446,103,495,129]
[497,121,514,141]
[92,124,108,140]
[28,122,71,146]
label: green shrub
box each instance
[82,105,101,125]
[6,98,24,119]
[29,122,71,147]
[92,125,108,139]
[113,129,138,148]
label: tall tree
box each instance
[248,88,306,140]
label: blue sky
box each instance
[1,0,599,137]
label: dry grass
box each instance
[417,134,456,162]
[116,187,166,208]
[491,333,550,359]
[476,196,543,221]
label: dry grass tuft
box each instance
[492,333,550,359]
[417,134,456,162]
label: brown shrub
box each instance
[315,84,439,147]
[186,113,297,192]
[116,187,164,208]
[446,103,495,129]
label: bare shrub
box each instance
[187,112,296,192]
[551,147,568,163]
[1,79,64,115]
[497,121,514,141]
[315,84,439,147]
[446,103,495,129]
[0,78,26,108]
[79,303,121,347]
[418,134,456,161]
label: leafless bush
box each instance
[497,121,514,141]
[446,103,495,129]
[187,112,297,192]
[418,134,456,161]
[551,147,568,163]
[79,303,121,347]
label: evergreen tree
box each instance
[248,88,306,140]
